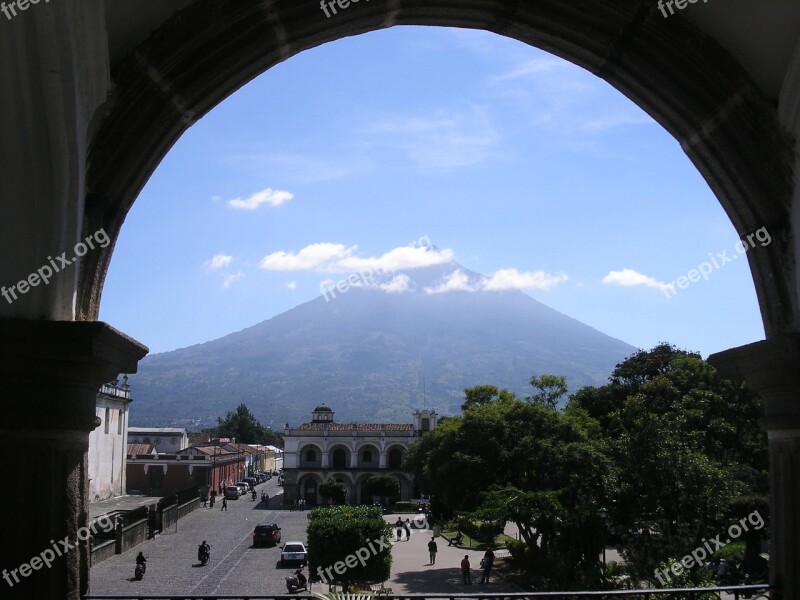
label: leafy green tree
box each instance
[527,374,568,410]
[461,384,516,411]
[406,394,610,589]
[319,479,348,505]
[214,403,284,446]
[567,344,768,585]
[307,505,391,590]
[364,475,400,506]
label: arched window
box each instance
[332,448,347,469]
[421,418,430,431]
[388,448,403,469]
[305,449,316,462]
[363,450,372,462]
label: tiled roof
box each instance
[296,423,414,431]
[127,443,156,455]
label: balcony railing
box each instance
[82,584,772,600]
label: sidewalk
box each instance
[382,516,522,594]
[89,494,162,521]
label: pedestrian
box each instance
[395,517,405,542]
[461,555,472,584]
[479,549,494,584]
[427,536,438,565]
[404,518,411,541]
[209,494,215,508]
[202,496,207,508]
[221,497,228,511]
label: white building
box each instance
[88,379,132,503]
[282,404,437,505]
[128,427,189,453]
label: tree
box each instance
[406,396,610,589]
[461,384,516,411]
[307,505,391,590]
[214,403,284,446]
[527,374,568,410]
[364,475,400,506]
[567,344,768,586]
[318,479,347,505]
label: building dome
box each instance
[313,404,332,412]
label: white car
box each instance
[280,541,307,567]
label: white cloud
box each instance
[286,281,297,290]
[222,272,245,289]
[603,268,674,295]
[380,274,412,294]
[259,243,356,271]
[227,188,294,210]
[339,245,454,273]
[259,243,453,274]
[425,270,478,294]
[204,253,233,272]
[481,268,569,291]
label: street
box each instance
[89,478,305,596]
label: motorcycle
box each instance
[198,544,211,566]
[251,489,257,501]
[134,561,146,580]
[285,568,307,593]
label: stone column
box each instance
[709,334,800,600]
[0,321,147,600]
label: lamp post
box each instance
[597,507,609,566]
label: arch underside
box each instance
[84,0,796,334]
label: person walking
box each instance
[395,517,405,542]
[461,555,472,584]
[221,497,228,511]
[427,536,438,565]
[479,549,494,584]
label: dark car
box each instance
[252,523,282,547]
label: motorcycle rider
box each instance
[134,552,147,579]
[251,489,257,500]
[198,540,211,564]
[296,569,307,589]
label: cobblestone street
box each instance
[89,479,306,596]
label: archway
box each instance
[82,0,796,341]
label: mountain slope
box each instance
[128,262,636,428]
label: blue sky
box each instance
[99,26,767,360]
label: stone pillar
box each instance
[709,335,800,600]
[0,321,147,600]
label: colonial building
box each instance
[126,441,248,498]
[282,404,437,505]
[87,378,132,503]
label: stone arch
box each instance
[82,0,796,340]
[386,444,407,470]
[299,443,323,468]
[298,473,324,505]
[355,442,381,468]
[329,443,352,469]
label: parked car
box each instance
[225,485,240,500]
[252,523,282,547]
[244,477,258,488]
[280,541,307,567]
[264,472,272,480]
[236,482,249,496]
